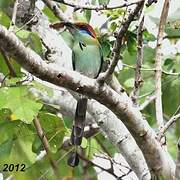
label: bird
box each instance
[50,22,103,167]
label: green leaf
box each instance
[127,36,137,55]
[0,120,36,171]
[0,0,13,10]
[84,10,91,22]
[143,46,155,64]
[124,78,134,88]
[0,86,43,123]
[0,53,21,76]
[32,136,42,153]
[16,29,30,40]
[143,30,156,41]
[0,137,14,159]
[81,137,88,149]
[0,108,12,121]
[85,138,101,159]
[101,41,111,58]
[42,7,59,22]
[110,21,117,32]
[37,112,66,153]
[0,53,9,75]
[0,11,11,27]
[164,58,173,66]
[29,33,43,55]
[98,0,110,5]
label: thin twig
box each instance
[131,17,144,104]
[42,0,69,22]
[159,113,180,135]
[15,11,40,34]
[9,0,19,31]
[123,63,180,76]
[98,2,144,83]
[33,117,61,179]
[54,0,143,11]
[155,0,170,130]
[139,95,156,110]
[131,0,149,104]
[0,47,17,77]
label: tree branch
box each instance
[155,0,170,130]
[139,95,156,110]
[9,0,19,31]
[159,113,180,136]
[42,0,69,21]
[98,2,144,83]
[54,0,143,11]
[0,24,175,179]
[131,17,144,104]
[123,63,180,76]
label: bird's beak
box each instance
[50,22,76,35]
[50,22,75,30]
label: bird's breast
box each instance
[73,42,102,78]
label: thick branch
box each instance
[0,25,175,179]
[155,0,170,130]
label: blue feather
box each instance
[79,29,92,37]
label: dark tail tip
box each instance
[67,151,79,167]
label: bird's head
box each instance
[50,22,97,40]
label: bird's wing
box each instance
[72,50,76,71]
[96,45,104,78]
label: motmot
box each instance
[50,22,103,166]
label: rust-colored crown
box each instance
[74,22,97,39]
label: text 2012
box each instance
[2,164,25,172]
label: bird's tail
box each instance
[67,97,87,167]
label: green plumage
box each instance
[72,31,103,78]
